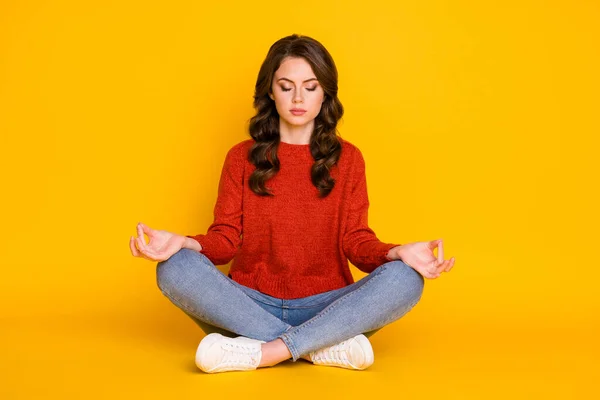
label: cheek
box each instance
[313,95,325,110]
[314,91,325,104]
[275,97,288,110]
[273,91,289,104]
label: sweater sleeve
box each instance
[185,143,244,265]
[342,148,401,273]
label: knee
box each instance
[381,260,425,305]
[156,248,209,292]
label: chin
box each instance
[283,117,311,126]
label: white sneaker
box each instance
[235,336,267,344]
[195,333,264,373]
[307,334,374,370]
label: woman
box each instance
[129,34,455,374]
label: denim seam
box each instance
[283,301,338,309]
[283,291,370,309]
[158,288,217,326]
[242,293,282,308]
[278,264,389,361]
[378,298,420,327]
[368,275,424,327]
[248,293,343,309]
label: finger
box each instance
[137,223,146,244]
[135,234,148,252]
[134,236,157,262]
[427,262,444,277]
[445,257,455,272]
[438,258,455,273]
[139,222,154,241]
[135,224,152,252]
[431,257,447,270]
[428,271,440,279]
[427,261,439,275]
[430,261,445,276]
[137,239,164,260]
[433,263,445,277]
[138,246,162,261]
[129,236,139,256]
[131,236,154,261]
[437,240,444,264]
[135,227,159,261]
[437,259,450,272]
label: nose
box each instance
[293,90,304,104]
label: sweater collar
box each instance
[278,141,312,157]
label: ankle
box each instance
[257,345,278,367]
[258,339,293,367]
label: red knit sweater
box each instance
[186,138,400,299]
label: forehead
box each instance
[274,57,316,80]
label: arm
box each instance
[342,148,401,273]
[185,144,244,265]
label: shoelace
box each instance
[217,340,261,367]
[310,339,353,367]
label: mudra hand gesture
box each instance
[388,239,455,280]
[129,222,185,262]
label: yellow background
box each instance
[1,0,598,398]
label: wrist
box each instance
[183,236,203,252]
[387,245,404,261]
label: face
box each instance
[269,57,325,129]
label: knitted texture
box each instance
[187,138,400,299]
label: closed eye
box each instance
[281,87,317,92]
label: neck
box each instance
[279,119,314,145]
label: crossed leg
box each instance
[156,248,424,367]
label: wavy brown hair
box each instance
[247,34,344,198]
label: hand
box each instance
[129,222,186,262]
[388,239,455,279]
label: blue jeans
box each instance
[156,248,424,362]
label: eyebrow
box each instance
[277,77,318,83]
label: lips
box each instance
[290,109,307,115]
